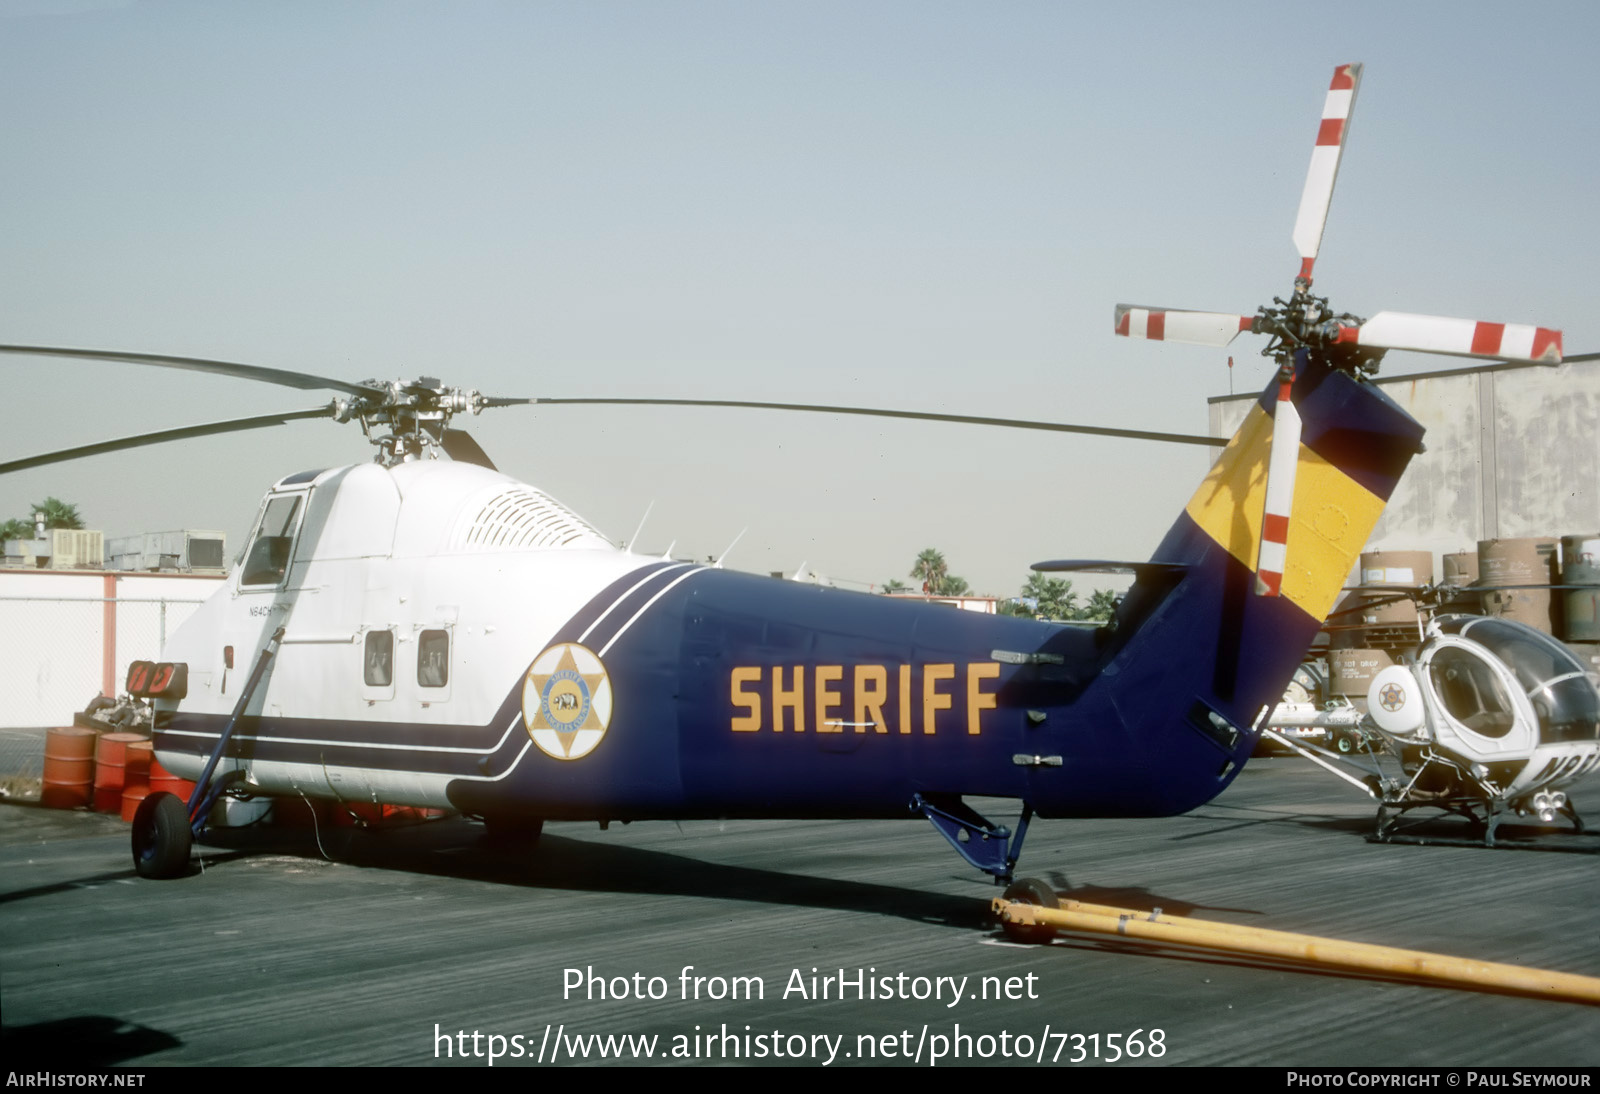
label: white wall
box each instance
[0,570,224,728]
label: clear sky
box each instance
[3,0,1595,596]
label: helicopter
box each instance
[1260,584,1600,848]
[0,63,1578,937]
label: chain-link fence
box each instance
[0,595,208,734]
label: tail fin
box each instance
[1071,353,1424,813]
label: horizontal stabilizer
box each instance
[1031,559,1191,578]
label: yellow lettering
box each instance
[730,666,762,732]
[966,662,1000,735]
[898,665,912,734]
[772,665,805,733]
[854,664,888,733]
[923,663,955,735]
[814,665,843,732]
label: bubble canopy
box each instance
[1436,615,1600,744]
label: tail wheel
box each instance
[1000,877,1059,944]
[132,791,192,879]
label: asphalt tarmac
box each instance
[1,759,1596,1068]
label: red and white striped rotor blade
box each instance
[1255,378,1302,598]
[1333,312,1563,363]
[1291,62,1362,283]
[1114,305,1253,347]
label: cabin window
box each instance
[240,495,303,587]
[364,631,394,687]
[1429,647,1515,739]
[418,629,449,688]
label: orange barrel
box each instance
[120,782,151,823]
[42,727,97,809]
[1442,550,1481,614]
[149,758,196,802]
[92,732,148,812]
[1358,550,1434,626]
[1479,538,1558,634]
[126,739,153,783]
[1560,534,1600,641]
[1329,648,1394,713]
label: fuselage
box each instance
[153,356,1427,829]
[152,461,1230,824]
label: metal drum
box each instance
[41,727,96,809]
[1442,551,1481,615]
[92,732,147,813]
[1560,534,1600,642]
[1478,538,1558,635]
[1359,550,1433,626]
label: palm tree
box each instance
[1079,588,1121,621]
[910,549,947,594]
[881,579,910,594]
[31,497,84,530]
[1022,571,1078,620]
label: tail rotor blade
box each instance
[1333,312,1563,363]
[1292,63,1362,283]
[1114,305,1254,347]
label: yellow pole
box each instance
[992,895,1600,1005]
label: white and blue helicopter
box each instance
[0,64,1582,938]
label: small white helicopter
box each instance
[1262,587,1600,847]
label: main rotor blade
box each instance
[0,406,337,475]
[1333,313,1563,364]
[529,397,1226,447]
[1292,62,1362,283]
[0,345,386,400]
[1114,305,1254,347]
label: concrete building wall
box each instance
[1208,359,1600,563]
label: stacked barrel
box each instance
[1477,538,1560,634]
[1318,536,1600,677]
[36,729,193,818]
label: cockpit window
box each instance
[1447,617,1600,742]
[241,495,303,587]
[1429,647,1515,738]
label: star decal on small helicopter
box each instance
[1379,682,1406,712]
[522,643,613,760]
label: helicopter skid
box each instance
[1372,795,1597,852]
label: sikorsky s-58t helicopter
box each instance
[0,64,1578,935]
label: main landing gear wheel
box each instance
[132,791,192,879]
[1000,877,1059,944]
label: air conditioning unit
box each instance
[106,530,227,573]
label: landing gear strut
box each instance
[132,627,283,879]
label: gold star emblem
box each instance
[522,643,613,760]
